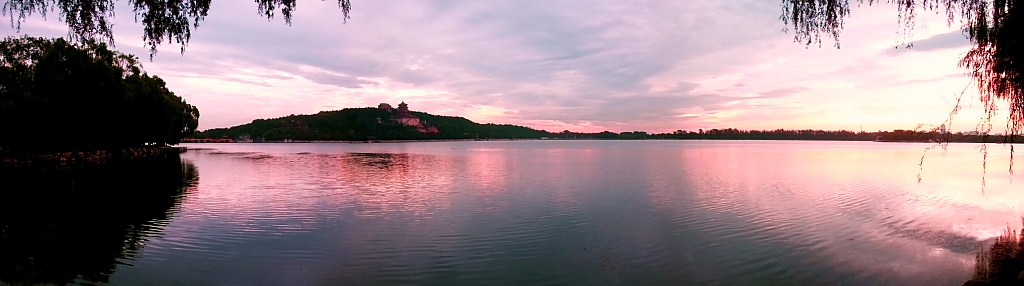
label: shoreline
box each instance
[1,146,186,169]
[182,138,1023,144]
[188,138,534,144]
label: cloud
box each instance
[2,0,985,133]
[888,30,971,54]
[296,69,375,89]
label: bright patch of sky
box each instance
[3,0,1010,133]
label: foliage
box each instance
[413,112,549,139]
[554,128,1019,142]
[1,0,353,55]
[780,0,1024,136]
[617,131,649,140]
[971,224,1024,285]
[193,107,549,141]
[658,128,874,140]
[0,36,199,152]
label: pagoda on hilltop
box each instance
[393,102,421,126]
[377,101,439,133]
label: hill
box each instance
[193,107,549,141]
[192,106,1024,143]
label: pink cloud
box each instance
[1,1,995,133]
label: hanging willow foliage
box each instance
[781,0,1023,136]
[1,0,352,55]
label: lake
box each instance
[1,140,1021,285]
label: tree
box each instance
[780,0,1022,136]
[1,0,352,55]
[0,36,199,152]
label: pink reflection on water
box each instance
[658,141,1022,282]
[177,144,530,226]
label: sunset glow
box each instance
[2,1,1010,133]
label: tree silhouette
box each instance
[0,36,199,152]
[780,0,1022,136]
[1,0,352,54]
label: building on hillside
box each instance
[377,101,438,133]
[393,102,422,126]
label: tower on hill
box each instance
[377,102,438,133]
[393,101,420,126]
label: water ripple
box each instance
[85,142,1024,285]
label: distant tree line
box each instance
[552,128,1021,143]
[0,37,200,153]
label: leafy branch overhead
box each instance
[1,0,352,54]
[781,0,1023,135]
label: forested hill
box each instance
[193,108,549,141]
[192,107,1024,143]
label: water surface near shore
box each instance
[3,140,1021,285]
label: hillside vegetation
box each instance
[194,108,548,141]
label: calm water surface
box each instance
[2,140,1022,285]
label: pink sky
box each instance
[2,1,1011,133]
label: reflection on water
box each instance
[4,141,1021,285]
[883,221,985,254]
[0,157,197,285]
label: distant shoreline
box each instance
[186,138,531,144]
[182,138,1023,144]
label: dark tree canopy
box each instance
[1,0,352,54]
[0,36,199,152]
[781,0,1023,135]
